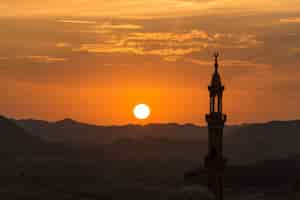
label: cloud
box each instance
[56,42,71,48]
[0,57,8,60]
[146,48,200,56]
[72,30,211,58]
[280,17,300,23]
[74,44,144,54]
[188,59,211,66]
[74,29,262,61]
[190,59,271,69]
[21,56,68,63]
[223,60,271,69]
[57,20,97,24]
[163,56,182,62]
[98,23,142,30]
[290,48,300,55]
[128,30,210,42]
[75,43,200,58]
[235,34,263,48]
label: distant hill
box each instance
[13,117,300,163]
[225,120,300,163]
[0,116,45,155]
[16,119,207,146]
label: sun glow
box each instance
[133,104,151,120]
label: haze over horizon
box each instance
[1,1,300,125]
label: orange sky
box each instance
[0,1,300,125]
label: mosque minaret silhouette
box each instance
[204,53,227,200]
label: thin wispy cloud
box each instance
[190,59,272,69]
[57,20,97,24]
[0,57,8,60]
[56,42,71,48]
[99,23,142,30]
[289,48,300,55]
[280,17,300,23]
[128,30,210,42]
[21,56,68,63]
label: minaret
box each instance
[204,53,227,200]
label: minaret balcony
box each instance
[206,112,227,124]
[208,85,225,94]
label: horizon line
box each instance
[4,114,300,128]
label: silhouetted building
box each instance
[204,53,227,200]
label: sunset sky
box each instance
[0,0,300,125]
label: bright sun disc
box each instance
[133,104,151,120]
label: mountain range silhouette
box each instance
[1,115,300,198]
[4,115,300,163]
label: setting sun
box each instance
[133,104,151,120]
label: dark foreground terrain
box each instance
[2,154,300,199]
[1,115,300,199]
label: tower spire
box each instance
[214,52,219,72]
